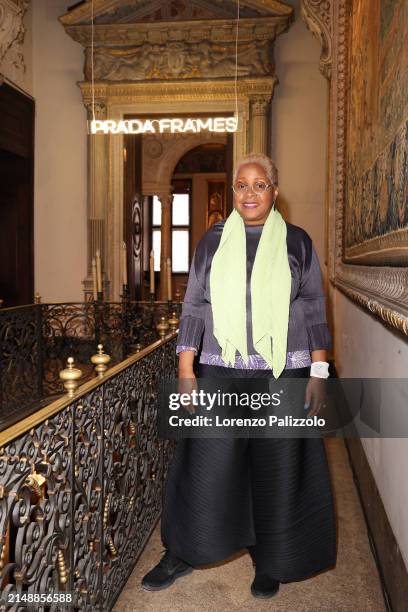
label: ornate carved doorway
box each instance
[60,0,294,299]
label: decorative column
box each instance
[157,193,173,301]
[249,96,271,154]
[83,100,110,300]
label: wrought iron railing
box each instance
[0,332,177,611]
[0,301,181,429]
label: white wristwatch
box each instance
[310,361,330,378]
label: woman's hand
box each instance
[304,377,327,417]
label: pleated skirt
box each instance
[161,364,337,583]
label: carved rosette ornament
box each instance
[0,0,28,87]
[300,0,333,79]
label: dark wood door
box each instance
[0,83,34,307]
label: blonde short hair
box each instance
[233,153,278,186]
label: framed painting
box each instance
[327,0,408,335]
[344,0,408,265]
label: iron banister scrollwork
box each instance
[0,330,178,447]
[0,301,182,428]
[0,332,178,611]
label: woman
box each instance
[142,153,337,598]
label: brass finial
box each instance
[156,316,170,337]
[34,292,41,304]
[0,527,8,571]
[128,421,136,436]
[107,534,117,557]
[168,311,179,329]
[59,357,82,397]
[26,464,46,498]
[57,549,68,585]
[103,494,111,528]
[174,288,181,302]
[91,344,111,377]
[134,343,142,352]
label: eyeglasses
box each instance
[232,181,275,195]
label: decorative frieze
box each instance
[84,39,273,82]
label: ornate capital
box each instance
[250,96,271,117]
[0,0,28,86]
[83,99,107,120]
[157,193,173,210]
[300,0,333,79]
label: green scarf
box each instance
[210,207,291,378]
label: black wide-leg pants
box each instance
[161,364,337,583]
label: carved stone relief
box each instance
[92,0,266,23]
[0,0,28,87]
[85,40,272,82]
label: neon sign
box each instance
[89,116,238,135]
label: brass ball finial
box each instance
[59,357,82,397]
[156,316,169,337]
[168,311,179,329]
[91,344,111,377]
[34,292,41,304]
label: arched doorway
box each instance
[123,137,233,300]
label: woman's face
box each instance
[233,163,278,225]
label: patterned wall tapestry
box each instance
[345,0,408,263]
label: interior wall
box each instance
[271,0,328,276]
[32,0,87,302]
[335,291,408,570]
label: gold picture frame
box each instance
[328,0,408,336]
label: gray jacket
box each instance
[176,220,332,369]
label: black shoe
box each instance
[250,573,280,598]
[141,549,193,591]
